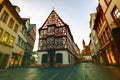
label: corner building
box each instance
[37,10,80,67]
[94,0,120,67]
[0,0,22,69]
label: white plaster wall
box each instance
[37,51,48,64]
[55,50,69,64]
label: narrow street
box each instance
[0,63,120,80]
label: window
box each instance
[1,32,9,43]
[48,27,50,33]
[17,36,21,45]
[55,38,63,45]
[0,28,3,38]
[8,18,14,29]
[8,36,15,46]
[47,38,54,45]
[22,41,25,48]
[1,11,9,23]
[21,26,24,34]
[55,27,63,33]
[17,36,26,49]
[55,39,58,45]
[14,24,19,33]
[113,8,120,19]
[42,54,48,63]
[59,39,63,44]
[105,0,111,4]
[56,53,62,63]
[112,7,120,24]
[48,26,54,33]
[43,30,47,35]
[42,40,46,46]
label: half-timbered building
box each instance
[37,10,80,67]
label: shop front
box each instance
[9,50,23,67]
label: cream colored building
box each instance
[99,0,120,29]
[0,0,22,69]
[10,18,28,67]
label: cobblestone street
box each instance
[0,63,120,80]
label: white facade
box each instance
[55,50,69,64]
[37,51,48,64]
[37,50,75,66]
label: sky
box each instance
[10,0,98,51]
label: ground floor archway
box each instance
[56,53,62,63]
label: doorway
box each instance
[48,50,55,67]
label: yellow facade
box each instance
[98,0,120,66]
[0,0,22,69]
[99,0,120,29]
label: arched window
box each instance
[42,54,48,63]
[56,53,62,63]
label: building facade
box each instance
[0,0,22,69]
[37,10,80,67]
[22,18,36,66]
[93,0,120,67]
[9,17,28,67]
[89,13,101,63]
[81,40,92,62]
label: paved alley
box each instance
[0,63,120,80]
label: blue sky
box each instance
[10,0,98,51]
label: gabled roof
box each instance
[22,18,30,29]
[39,10,68,31]
[22,18,30,24]
[38,10,75,42]
[28,24,36,32]
[1,0,22,23]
